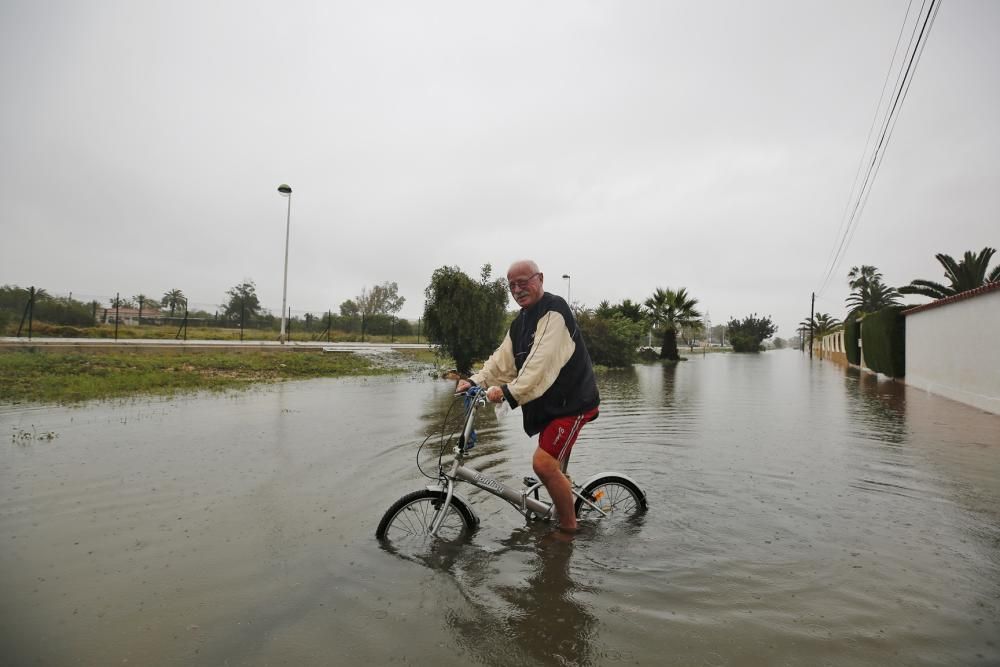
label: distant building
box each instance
[99,307,163,326]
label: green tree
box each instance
[644,287,701,361]
[898,247,1000,299]
[845,265,900,317]
[727,314,777,352]
[0,285,42,311]
[339,299,360,317]
[798,312,842,339]
[577,309,645,367]
[355,282,405,318]
[133,294,152,322]
[423,264,509,375]
[223,281,261,322]
[109,295,135,309]
[679,321,705,349]
[596,298,645,324]
[0,286,96,328]
[161,288,187,317]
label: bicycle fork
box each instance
[429,480,457,538]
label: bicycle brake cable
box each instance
[415,392,465,480]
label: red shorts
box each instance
[538,408,599,462]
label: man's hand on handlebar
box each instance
[455,379,505,404]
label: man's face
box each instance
[507,264,544,309]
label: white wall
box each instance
[905,288,1000,414]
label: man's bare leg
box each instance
[533,447,577,532]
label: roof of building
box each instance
[902,280,1000,316]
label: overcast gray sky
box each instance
[2,0,997,336]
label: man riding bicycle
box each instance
[456,260,600,533]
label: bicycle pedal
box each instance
[523,476,540,487]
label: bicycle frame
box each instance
[427,391,611,536]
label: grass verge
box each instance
[0,347,443,405]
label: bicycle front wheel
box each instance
[376,489,477,551]
[575,476,647,522]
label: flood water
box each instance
[2,351,999,666]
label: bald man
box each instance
[456,260,600,533]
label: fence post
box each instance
[175,309,189,341]
[808,292,815,359]
[16,286,36,339]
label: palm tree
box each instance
[161,288,187,317]
[898,247,1000,299]
[644,287,701,361]
[109,295,135,308]
[847,265,879,292]
[845,265,900,317]
[133,294,151,323]
[799,312,842,339]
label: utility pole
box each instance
[809,292,815,359]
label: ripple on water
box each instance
[2,357,999,665]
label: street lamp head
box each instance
[277,184,292,196]
[562,274,570,279]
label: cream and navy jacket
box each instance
[471,292,599,436]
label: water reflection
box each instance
[444,528,596,666]
[847,367,908,445]
[3,358,999,666]
[411,388,515,480]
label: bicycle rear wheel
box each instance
[376,489,477,554]
[575,476,647,522]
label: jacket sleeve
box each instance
[504,310,575,407]
[470,331,517,387]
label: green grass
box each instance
[0,348,420,404]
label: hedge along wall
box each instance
[860,306,906,378]
[844,316,861,365]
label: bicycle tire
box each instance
[575,476,647,520]
[375,489,477,547]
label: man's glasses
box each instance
[508,272,541,291]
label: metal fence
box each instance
[0,286,419,342]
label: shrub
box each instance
[727,313,777,353]
[423,265,509,375]
[860,306,906,378]
[844,316,861,365]
[730,333,760,353]
[577,312,645,368]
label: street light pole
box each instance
[277,184,293,343]
[562,274,571,306]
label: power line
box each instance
[818,0,932,295]
[816,0,941,297]
[819,0,916,291]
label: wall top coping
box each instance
[902,280,1000,316]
